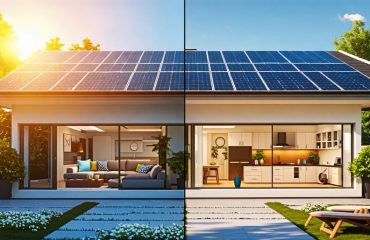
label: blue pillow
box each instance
[97,160,109,171]
[138,164,153,173]
[78,160,91,172]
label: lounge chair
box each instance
[306,211,370,239]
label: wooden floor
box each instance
[203,180,339,188]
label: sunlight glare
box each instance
[15,29,43,60]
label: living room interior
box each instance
[191,124,352,189]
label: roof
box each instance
[0,50,370,95]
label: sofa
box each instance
[64,159,165,189]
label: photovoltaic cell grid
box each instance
[0,50,369,92]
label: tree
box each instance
[45,37,64,51]
[70,38,100,51]
[0,108,11,144]
[363,111,370,145]
[334,21,370,61]
[0,14,20,78]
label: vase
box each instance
[234,176,241,188]
[364,178,370,199]
[259,159,264,165]
[0,180,12,199]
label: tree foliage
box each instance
[0,14,20,78]
[334,21,370,61]
[45,37,64,51]
[70,38,100,51]
[0,108,11,144]
[363,111,370,145]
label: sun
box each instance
[15,29,43,60]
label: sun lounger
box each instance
[306,211,370,239]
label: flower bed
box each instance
[301,202,328,213]
[0,210,62,232]
[92,223,184,240]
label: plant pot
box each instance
[234,176,241,188]
[0,180,12,199]
[177,177,185,189]
[364,178,370,199]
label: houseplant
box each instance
[150,135,171,166]
[210,146,218,165]
[308,152,320,165]
[0,140,25,199]
[253,150,264,165]
[349,146,370,198]
[167,151,189,189]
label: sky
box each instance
[0,0,369,58]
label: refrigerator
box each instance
[228,146,252,180]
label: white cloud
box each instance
[339,13,366,22]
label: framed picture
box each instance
[64,134,72,153]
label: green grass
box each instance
[0,202,97,240]
[266,202,370,240]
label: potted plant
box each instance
[167,151,189,189]
[0,140,25,199]
[210,146,218,165]
[150,135,171,166]
[349,146,370,198]
[253,150,264,165]
[308,152,320,165]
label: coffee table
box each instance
[66,179,104,188]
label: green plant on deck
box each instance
[0,139,24,182]
[308,152,320,165]
[349,146,370,178]
[166,151,189,178]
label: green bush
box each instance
[349,146,370,178]
[0,140,25,182]
[167,151,189,178]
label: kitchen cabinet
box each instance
[244,166,272,183]
[305,167,317,183]
[252,133,272,149]
[299,167,307,183]
[329,168,342,185]
[228,133,252,146]
[295,133,316,149]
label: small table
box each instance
[203,165,220,184]
[66,179,104,188]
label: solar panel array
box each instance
[0,50,370,92]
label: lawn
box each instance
[0,202,97,240]
[266,202,370,240]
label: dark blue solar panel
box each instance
[222,51,250,63]
[156,72,184,90]
[230,72,266,90]
[210,64,227,71]
[227,64,255,71]
[261,72,318,90]
[185,51,208,63]
[140,51,164,63]
[127,72,157,90]
[303,72,340,90]
[280,51,342,63]
[212,72,233,90]
[76,72,131,90]
[208,51,224,63]
[323,72,370,90]
[246,51,288,63]
[161,64,184,71]
[136,64,160,71]
[186,64,209,71]
[103,51,123,63]
[295,64,354,72]
[186,72,212,90]
[117,51,143,63]
[163,51,184,63]
[255,64,297,71]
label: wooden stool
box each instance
[203,165,220,184]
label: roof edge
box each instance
[338,50,370,65]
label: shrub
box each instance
[0,140,25,182]
[301,202,328,213]
[349,146,370,178]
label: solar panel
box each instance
[76,72,131,90]
[52,72,87,91]
[255,64,297,71]
[212,72,234,90]
[210,64,227,71]
[136,64,160,71]
[22,72,67,91]
[161,64,184,72]
[18,64,75,72]
[185,51,208,63]
[208,51,224,63]
[186,72,212,90]
[163,51,184,63]
[186,64,209,71]
[294,64,354,72]
[230,72,266,90]
[222,51,250,63]
[303,72,340,90]
[29,51,77,63]
[280,51,342,63]
[127,72,157,90]
[117,51,143,63]
[140,51,164,63]
[247,51,288,63]
[156,72,184,90]
[323,72,370,90]
[227,64,255,71]
[66,52,90,63]
[0,72,41,91]
[103,51,123,63]
[261,72,318,90]
[81,51,110,63]
[73,64,99,71]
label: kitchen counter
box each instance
[254,164,342,167]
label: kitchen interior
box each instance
[196,124,346,188]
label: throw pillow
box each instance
[135,164,142,172]
[97,160,109,171]
[78,159,91,172]
[90,161,97,171]
[138,164,153,174]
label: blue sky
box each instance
[1,0,369,52]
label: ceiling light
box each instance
[67,126,104,132]
[124,129,162,132]
[1,108,11,112]
[203,126,236,129]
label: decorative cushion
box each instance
[136,164,142,172]
[77,160,91,172]
[138,164,153,174]
[149,165,162,179]
[90,161,97,171]
[97,160,109,171]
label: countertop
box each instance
[248,164,342,167]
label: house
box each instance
[0,50,369,198]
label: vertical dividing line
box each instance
[271,124,274,189]
[183,0,187,231]
[118,125,121,190]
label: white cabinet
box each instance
[283,167,296,182]
[299,167,307,183]
[305,133,317,149]
[244,166,272,183]
[329,168,342,185]
[228,133,252,146]
[252,133,271,149]
[241,133,252,146]
[273,166,284,182]
[295,132,316,149]
[305,167,317,183]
